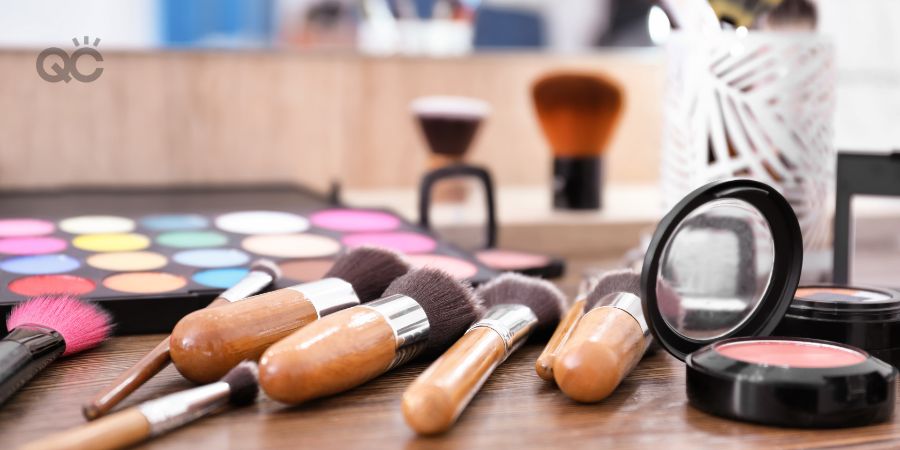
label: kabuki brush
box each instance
[403,273,565,434]
[1,295,112,405]
[22,362,259,450]
[259,268,482,405]
[170,247,410,384]
[84,259,279,419]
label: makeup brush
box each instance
[259,268,481,405]
[82,259,279,420]
[21,361,259,450]
[1,295,112,406]
[170,247,410,384]
[402,273,565,435]
[534,295,585,381]
[532,72,624,210]
[553,270,653,403]
[755,0,817,31]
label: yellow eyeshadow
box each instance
[72,233,151,252]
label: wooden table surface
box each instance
[4,258,900,449]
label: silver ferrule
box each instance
[599,292,652,346]
[469,304,538,356]
[138,382,231,436]
[288,278,360,318]
[363,294,430,370]
[219,270,275,302]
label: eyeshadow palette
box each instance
[0,185,496,334]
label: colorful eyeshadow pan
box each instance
[0,219,55,237]
[241,233,341,258]
[86,251,168,271]
[104,272,187,294]
[9,275,96,296]
[279,259,335,282]
[59,215,135,234]
[0,237,67,255]
[475,249,550,270]
[157,231,228,248]
[192,268,250,289]
[406,254,478,279]
[310,209,401,232]
[173,248,251,268]
[215,211,310,235]
[342,232,437,254]
[714,339,867,368]
[140,214,209,231]
[1,254,80,275]
[72,233,151,252]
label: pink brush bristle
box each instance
[6,295,113,356]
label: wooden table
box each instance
[4,257,900,449]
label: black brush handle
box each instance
[0,326,65,405]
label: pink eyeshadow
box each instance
[310,209,401,232]
[476,249,549,270]
[0,237,67,255]
[0,219,55,237]
[342,232,437,254]
[715,340,866,368]
[406,254,478,279]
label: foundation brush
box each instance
[259,268,482,405]
[170,247,410,384]
[21,361,259,450]
[1,295,112,406]
[84,259,279,420]
[402,273,565,434]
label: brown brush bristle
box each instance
[585,269,642,310]
[382,268,482,354]
[476,273,567,329]
[532,72,624,158]
[325,247,411,302]
[222,361,260,406]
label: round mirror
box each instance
[656,198,775,340]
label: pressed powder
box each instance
[714,339,866,368]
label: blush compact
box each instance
[639,179,897,428]
[775,285,900,368]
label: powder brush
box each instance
[170,247,410,384]
[1,295,112,406]
[553,270,652,403]
[22,361,259,450]
[259,268,481,405]
[402,273,565,435]
[532,72,624,210]
[83,259,279,420]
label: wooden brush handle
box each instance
[259,306,396,405]
[402,327,506,435]
[170,290,317,384]
[535,298,585,381]
[83,298,233,420]
[20,408,150,450]
[553,306,646,403]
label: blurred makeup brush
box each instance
[83,259,279,420]
[170,247,410,384]
[259,268,481,405]
[402,273,565,435]
[755,0,816,31]
[535,295,585,381]
[553,270,654,403]
[22,361,259,450]
[532,72,624,210]
[1,295,112,406]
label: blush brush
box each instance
[170,247,410,384]
[22,362,259,450]
[1,295,112,406]
[402,273,565,435]
[259,268,482,405]
[83,258,279,420]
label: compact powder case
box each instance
[775,285,900,368]
[640,179,897,428]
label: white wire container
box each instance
[661,32,836,282]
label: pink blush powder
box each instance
[342,232,437,254]
[0,237,67,255]
[715,340,866,368]
[310,209,401,232]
